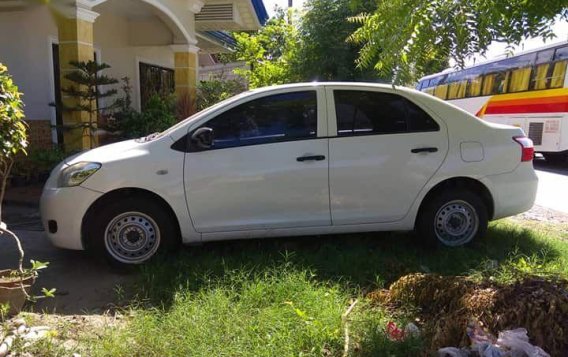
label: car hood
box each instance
[64,139,146,166]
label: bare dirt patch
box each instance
[1,312,124,356]
[512,205,568,225]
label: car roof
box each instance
[249,81,418,95]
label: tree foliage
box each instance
[234,9,302,88]
[234,2,386,86]
[116,94,177,139]
[0,63,27,222]
[53,60,119,149]
[349,0,568,84]
[298,0,380,81]
[197,76,246,111]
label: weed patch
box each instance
[24,219,568,356]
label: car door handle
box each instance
[296,155,326,162]
[411,147,438,153]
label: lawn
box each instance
[19,219,568,356]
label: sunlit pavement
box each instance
[533,157,568,214]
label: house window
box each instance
[139,62,175,110]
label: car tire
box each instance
[87,197,178,267]
[416,189,488,247]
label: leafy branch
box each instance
[348,0,568,84]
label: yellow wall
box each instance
[174,50,199,113]
[57,17,96,151]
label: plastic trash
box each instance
[497,328,550,357]
[438,347,470,357]
[404,322,420,338]
[385,321,405,341]
[439,322,550,357]
[476,343,504,357]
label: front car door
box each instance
[326,86,449,224]
[184,87,331,233]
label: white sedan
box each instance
[40,83,538,266]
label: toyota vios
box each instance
[40,83,538,266]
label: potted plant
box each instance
[0,62,36,317]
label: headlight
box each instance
[58,162,101,187]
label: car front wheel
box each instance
[417,190,488,247]
[88,197,177,266]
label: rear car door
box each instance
[326,87,449,224]
[184,88,331,233]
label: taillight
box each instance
[513,136,534,162]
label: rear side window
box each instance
[333,90,439,136]
[204,91,317,149]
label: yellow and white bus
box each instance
[417,41,568,163]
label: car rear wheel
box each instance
[88,197,177,266]
[417,190,488,247]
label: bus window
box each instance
[494,71,509,94]
[467,77,482,97]
[554,45,568,61]
[551,60,567,88]
[536,49,554,64]
[448,80,468,99]
[482,74,494,95]
[448,82,460,99]
[532,63,550,90]
[551,46,568,88]
[434,84,448,99]
[456,81,467,98]
[428,76,439,87]
[509,67,532,92]
[431,74,447,87]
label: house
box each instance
[0,0,267,151]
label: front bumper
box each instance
[40,186,103,250]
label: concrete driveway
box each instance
[0,206,133,315]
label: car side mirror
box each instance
[190,127,214,150]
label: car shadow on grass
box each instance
[135,220,562,309]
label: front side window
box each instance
[334,90,439,136]
[201,91,317,149]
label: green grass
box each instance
[68,220,568,355]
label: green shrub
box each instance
[116,94,177,139]
[0,63,27,216]
[11,147,66,182]
[197,78,246,111]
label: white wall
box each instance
[0,7,185,120]
[94,12,175,111]
[0,6,58,121]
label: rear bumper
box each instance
[481,163,538,220]
[40,186,102,250]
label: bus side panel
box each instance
[447,96,491,116]
[482,114,564,152]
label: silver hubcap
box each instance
[434,200,479,246]
[104,212,160,264]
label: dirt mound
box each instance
[368,274,568,355]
